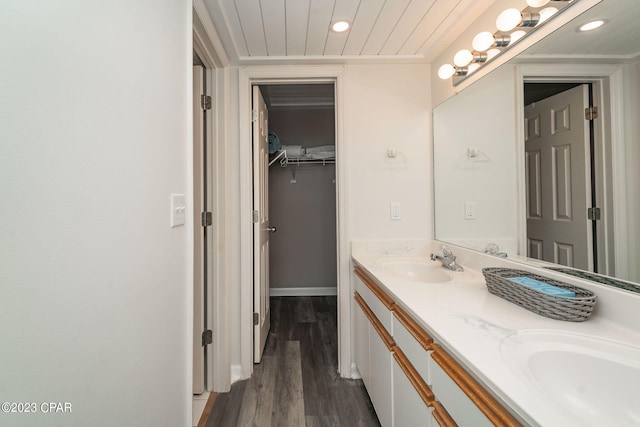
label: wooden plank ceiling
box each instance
[203,0,497,64]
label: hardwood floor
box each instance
[206,296,380,427]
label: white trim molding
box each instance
[193,2,232,393]
[238,65,351,380]
[192,0,229,68]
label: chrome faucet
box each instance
[484,243,508,258]
[430,246,464,272]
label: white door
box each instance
[524,84,592,270]
[252,86,271,363]
[192,65,206,393]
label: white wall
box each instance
[0,2,192,426]
[433,65,519,254]
[347,64,433,241]
[225,63,432,380]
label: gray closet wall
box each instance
[268,107,337,292]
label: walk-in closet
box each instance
[264,84,338,297]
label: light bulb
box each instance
[486,48,500,60]
[538,7,558,24]
[526,0,550,7]
[438,64,455,80]
[496,8,522,32]
[453,49,473,67]
[467,63,480,74]
[510,30,526,43]
[472,32,495,52]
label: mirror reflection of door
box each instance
[524,84,594,271]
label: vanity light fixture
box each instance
[331,20,350,33]
[438,0,575,85]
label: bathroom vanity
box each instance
[351,240,640,426]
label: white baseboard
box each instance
[230,364,243,384]
[350,363,362,380]
[269,286,337,297]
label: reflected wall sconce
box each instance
[438,0,576,85]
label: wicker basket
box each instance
[482,268,597,322]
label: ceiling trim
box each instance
[234,54,428,66]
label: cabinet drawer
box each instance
[392,306,433,384]
[354,267,394,332]
[430,346,522,427]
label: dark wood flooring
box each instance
[206,296,380,427]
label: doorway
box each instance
[252,83,338,363]
[238,66,350,380]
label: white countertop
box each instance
[351,240,640,427]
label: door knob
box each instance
[266,226,277,233]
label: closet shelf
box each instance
[269,149,335,167]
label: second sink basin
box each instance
[500,330,640,426]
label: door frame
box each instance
[192,63,206,395]
[516,64,626,277]
[193,1,232,393]
[238,66,350,379]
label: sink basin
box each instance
[375,257,454,283]
[500,331,640,426]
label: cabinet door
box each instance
[354,293,371,384]
[370,328,394,427]
[393,357,431,427]
[354,292,394,427]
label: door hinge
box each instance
[201,95,212,110]
[252,210,259,223]
[588,207,601,220]
[201,211,212,227]
[253,312,259,326]
[252,109,258,122]
[585,106,598,120]
[201,329,213,346]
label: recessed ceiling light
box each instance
[331,21,350,33]
[579,19,606,32]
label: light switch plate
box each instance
[171,194,186,227]
[464,201,476,219]
[390,202,401,220]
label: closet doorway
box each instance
[241,67,349,379]
[262,84,337,295]
[253,82,337,359]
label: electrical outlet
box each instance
[464,201,476,219]
[390,202,401,220]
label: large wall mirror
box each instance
[433,0,640,292]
